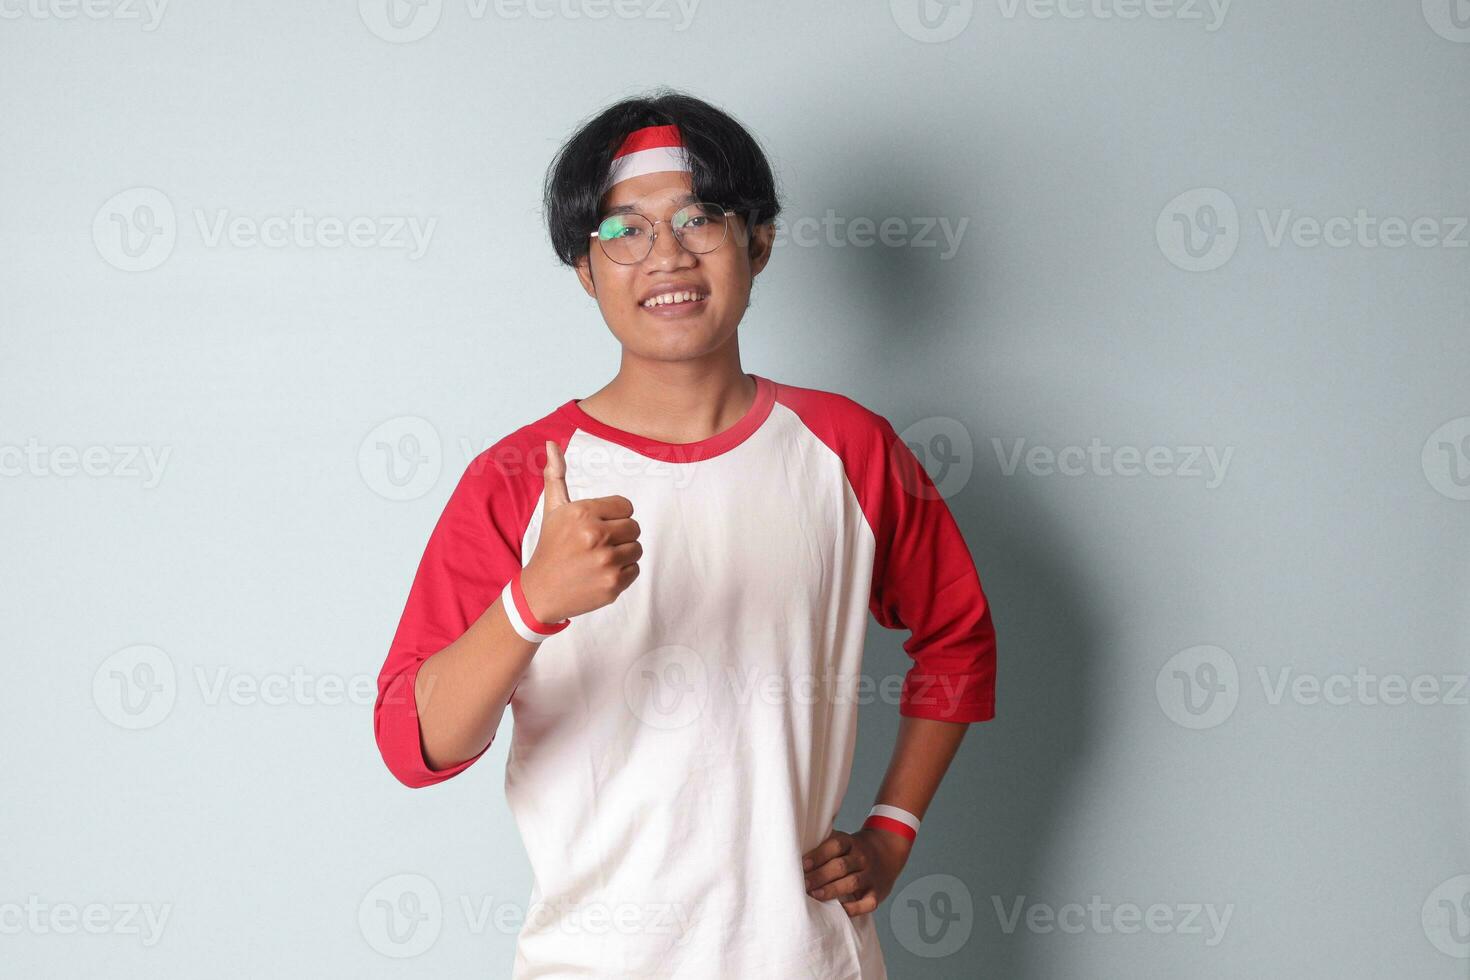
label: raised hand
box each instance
[518,440,642,624]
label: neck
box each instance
[578,345,756,444]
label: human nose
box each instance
[645,219,696,269]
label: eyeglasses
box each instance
[589,202,735,265]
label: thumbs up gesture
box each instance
[518,440,643,624]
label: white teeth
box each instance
[642,290,706,308]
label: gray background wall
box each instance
[3,1,1467,977]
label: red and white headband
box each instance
[602,124,692,193]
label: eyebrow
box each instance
[600,193,701,219]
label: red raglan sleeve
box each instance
[373,451,530,788]
[867,414,997,723]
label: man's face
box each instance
[575,170,774,363]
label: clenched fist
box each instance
[518,440,642,624]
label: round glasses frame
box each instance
[588,203,737,265]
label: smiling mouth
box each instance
[640,289,708,311]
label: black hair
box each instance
[542,88,782,267]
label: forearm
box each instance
[870,715,970,842]
[413,594,540,771]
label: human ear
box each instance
[748,221,776,277]
[574,253,597,297]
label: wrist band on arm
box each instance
[501,570,569,643]
[863,804,921,843]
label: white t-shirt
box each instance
[375,373,997,978]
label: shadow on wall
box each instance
[831,151,1100,979]
[851,448,1100,980]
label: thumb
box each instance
[542,440,571,513]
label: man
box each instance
[373,89,997,978]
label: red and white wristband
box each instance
[862,804,921,843]
[500,569,570,643]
